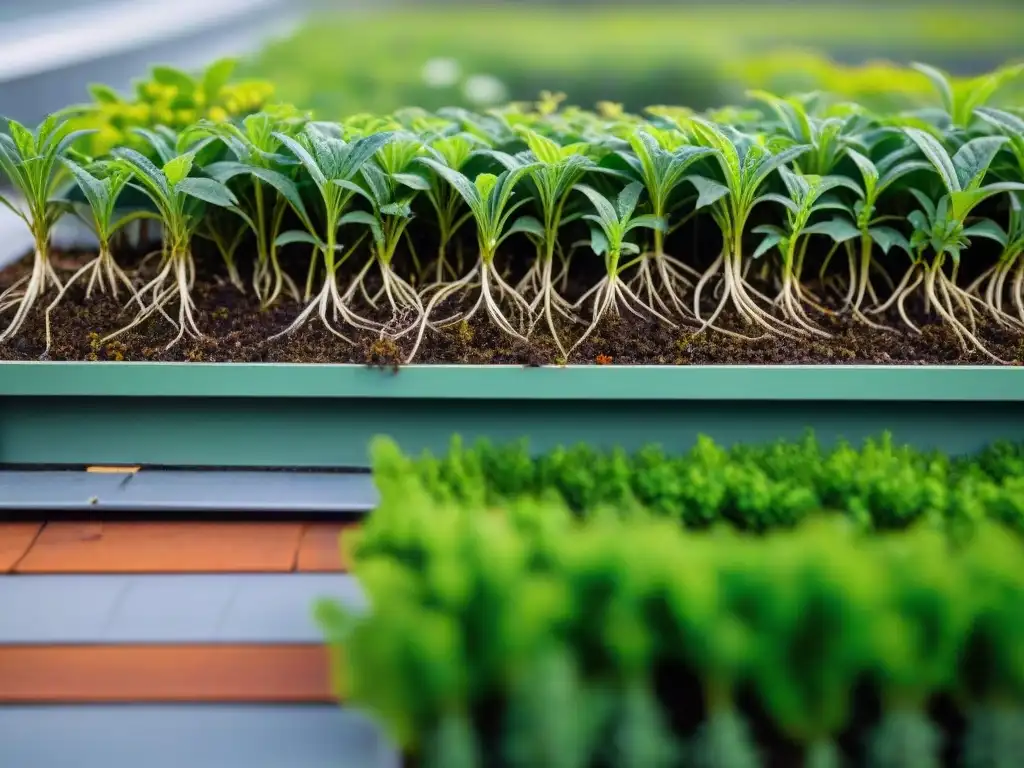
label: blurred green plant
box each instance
[317,472,1024,767]
[241,5,1024,118]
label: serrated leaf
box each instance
[274,132,326,189]
[803,217,861,243]
[176,177,238,208]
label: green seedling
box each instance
[106,142,242,348]
[569,181,673,353]
[616,130,714,320]
[686,118,810,339]
[0,116,93,344]
[891,128,1024,360]
[44,159,158,348]
[189,110,310,306]
[408,161,538,362]
[269,124,396,343]
[752,166,861,336]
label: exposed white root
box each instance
[570,275,677,354]
[44,250,143,351]
[0,251,64,343]
[102,254,203,350]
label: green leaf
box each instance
[625,214,667,233]
[975,107,1024,136]
[393,172,431,191]
[201,58,237,98]
[274,132,327,188]
[151,65,196,94]
[753,232,784,260]
[686,176,730,211]
[87,84,122,105]
[868,226,912,255]
[803,217,861,243]
[753,193,799,214]
[7,120,36,157]
[951,183,1024,221]
[952,136,1008,191]
[845,149,877,196]
[911,62,955,118]
[905,128,960,193]
[420,158,482,211]
[274,230,323,249]
[963,219,1009,247]
[589,226,609,256]
[340,210,383,245]
[616,181,644,220]
[576,184,618,225]
[249,166,313,228]
[163,155,194,187]
[176,177,238,208]
[504,216,545,239]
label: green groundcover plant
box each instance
[2,62,1024,360]
[316,476,1024,768]
[369,433,1024,538]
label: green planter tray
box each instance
[0,363,1021,469]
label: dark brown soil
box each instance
[1,251,1021,365]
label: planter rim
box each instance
[0,361,1021,401]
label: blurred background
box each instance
[0,0,1021,126]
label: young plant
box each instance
[911,62,1024,130]
[492,128,598,357]
[962,194,1024,328]
[106,145,242,348]
[0,116,92,342]
[418,131,487,283]
[569,182,674,353]
[44,159,157,349]
[838,145,927,325]
[190,111,310,306]
[686,118,810,338]
[269,125,396,343]
[746,90,857,175]
[886,129,1024,360]
[616,130,714,319]
[408,161,538,362]
[751,167,861,336]
[335,158,429,339]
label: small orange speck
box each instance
[595,354,613,365]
